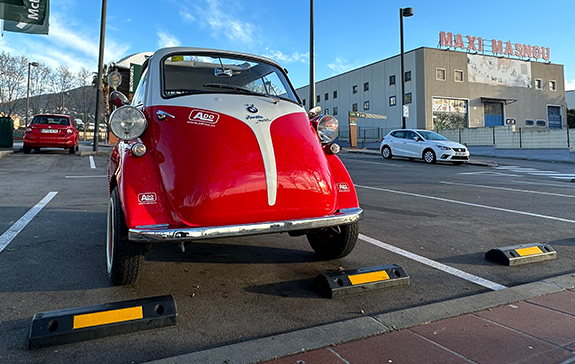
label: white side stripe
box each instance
[0,192,58,253]
[89,156,96,169]
[359,234,507,291]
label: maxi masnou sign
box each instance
[439,31,550,61]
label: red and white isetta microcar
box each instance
[106,47,363,285]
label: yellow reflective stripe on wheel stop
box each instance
[516,246,544,256]
[73,306,143,329]
[348,271,390,285]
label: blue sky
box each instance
[1,0,574,90]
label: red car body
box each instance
[106,47,362,285]
[23,114,79,154]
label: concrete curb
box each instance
[343,148,498,167]
[0,150,13,159]
[146,273,575,364]
[80,151,110,157]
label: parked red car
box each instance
[23,114,79,154]
[106,47,363,285]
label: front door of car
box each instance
[403,131,422,158]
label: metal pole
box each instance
[26,63,31,127]
[400,8,405,129]
[309,0,315,110]
[93,0,107,152]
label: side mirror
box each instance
[109,90,130,107]
[308,106,321,118]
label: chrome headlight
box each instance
[109,106,148,140]
[317,115,339,144]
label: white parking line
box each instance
[0,192,58,253]
[355,184,575,224]
[359,234,507,291]
[65,176,107,178]
[89,156,96,169]
[441,181,575,198]
[513,180,575,188]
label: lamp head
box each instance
[30,62,39,67]
[402,7,414,17]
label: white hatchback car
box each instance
[380,129,469,165]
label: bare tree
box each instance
[54,65,73,114]
[0,51,29,118]
[71,67,96,140]
[28,63,53,117]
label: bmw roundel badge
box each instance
[247,105,258,113]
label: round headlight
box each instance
[317,115,339,144]
[109,106,148,140]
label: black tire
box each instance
[307,221,359,260]
[69,145,75,154]
[423,149,436,164]
[381,146,392,159]
[107,187,144,285]
[23,145,31,154]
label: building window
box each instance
[405,93,412,104]
[536,120,546,127]
[436,68,446,81]
[535,79,543,89]
[324,93,328,101]
[324,109,329,115]
[549,80,557,91]
[389,75,396,85]
[316,95,320,103]
[525,119,534,126]
[352,85,358,94]
[364,101,370,110]
[352,103,358,111]
[454,70,464,82]
[389,96,396,106]
[404,71,411,82]
[364,82,369,92]
[333,90,338,99]
[333,106,338,115]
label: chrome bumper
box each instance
[128,207,363,242]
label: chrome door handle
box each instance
[156,110,175,120]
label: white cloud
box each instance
[328,58,359,75]
[157,30,181,48]
[262,48,309,64]
[566,78,575,91]
[179,7,195,22]
[194,0,256,44]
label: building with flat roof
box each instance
[296,46,566,141]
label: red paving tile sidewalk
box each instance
[262,289,575,364]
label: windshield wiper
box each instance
[203,83,280,104]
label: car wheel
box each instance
[23,145,31,154]
[381,146,392,159]
[307,221,359,260]
[69,145,75,154]
[107,187,144,285]
[423,149,436,164]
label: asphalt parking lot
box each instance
[1,147,575,364]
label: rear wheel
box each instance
[307,222,359,260]
[423,149,436,164]
[381,146,392,159]
[69,145,75,154]
[23,145,31,154]
[107,187,144,285]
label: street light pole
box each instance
[93,0,107,152]
[26,62,39,127]
[400,7,413,129]
[309,0,315,111]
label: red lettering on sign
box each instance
[466,35,477,51]
[492,40,503,54]
[455,34,464,49]
[440,31,453,47]
[542,47,550,61]
[533,46,541,59]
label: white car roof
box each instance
[149,47,282,69]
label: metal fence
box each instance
[340,125,574,150]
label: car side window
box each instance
[392,131,406,139]
[132,66,149,107]
[405,131,418,140]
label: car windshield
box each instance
[162,53,299,103]
[31,116,70,126]
[417,130,448,141]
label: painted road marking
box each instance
[65,176,107,179]
[0,192,58,253]
[350,160,403,168]
[441,181,575,198]
[355,184,575,224]
[359,234,507,291]
[89,156,96,169]
[459,171,520,177]
[513,180,575,188]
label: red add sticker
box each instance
[138,192,158,204]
